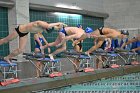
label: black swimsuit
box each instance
[15,26,28,37]
[76,42,82,50]
[98,27,105,49]
[74,38,82,50]
[98,27,104,35]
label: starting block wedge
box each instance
[49,72,63,78]
[0,78,20,86]
[110,64,120,68]
[84,67,94,72]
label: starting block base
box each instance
[84,67,94,72]
[0,78,20,86]
[110,64,120,68]
[49,72,63,78]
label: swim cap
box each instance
[85,27,93,33]
[121,30,129,35]
[77,24,82,28]
[46,27,54,33]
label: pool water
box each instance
[44,72,140,93]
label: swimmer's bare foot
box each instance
[48,54,54,60]
[4,57,12,64]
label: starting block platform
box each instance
[62,50,95,72]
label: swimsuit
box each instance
[59,28,68,36]
[98,27,104,35]
[15,26,28,37]
[35,37,44,50]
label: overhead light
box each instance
[53,12,68,16]
[56,4,82,10]
[53,12,82,17]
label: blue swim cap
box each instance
[85,27,93,33]
[77,24,82,28]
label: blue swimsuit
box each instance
[35,37,44,49]
[59,28,68,36]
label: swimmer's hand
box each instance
[131,49,136,53]
[62,23,68,27]
[73,40,79,46]
[4,57,12,65]
[72,40,78,46]
[58,22,68,28]
[48,54,54,61]
[44,44,49,49]
[40,46,45,54]
[85,51,91,58]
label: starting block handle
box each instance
[23,52,48,58]
[63,51,87,56]
[0,56,17,61]
[11,58,17,61]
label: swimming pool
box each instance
[44,72,140,93]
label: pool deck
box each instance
[0,64,140,93]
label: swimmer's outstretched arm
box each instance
[96,33,113,39]
[132,47,140,52]
[73,34,87,45]
[121,38,138,48]
[48,22,67,28]
[36,21,66,29]
[35,21,49,29]
[58,34,81,47]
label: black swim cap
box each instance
[121,30,129,35]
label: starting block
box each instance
[37,58,62,77]
[80,55,94,72]
[63,50,95,73]
[0,78,20,86]
[23,53,63,78]
[106,53,120,68]
[0,60,19,86]
[117,51,138,65]
[128,52,139,65]
[49,72,63,78]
